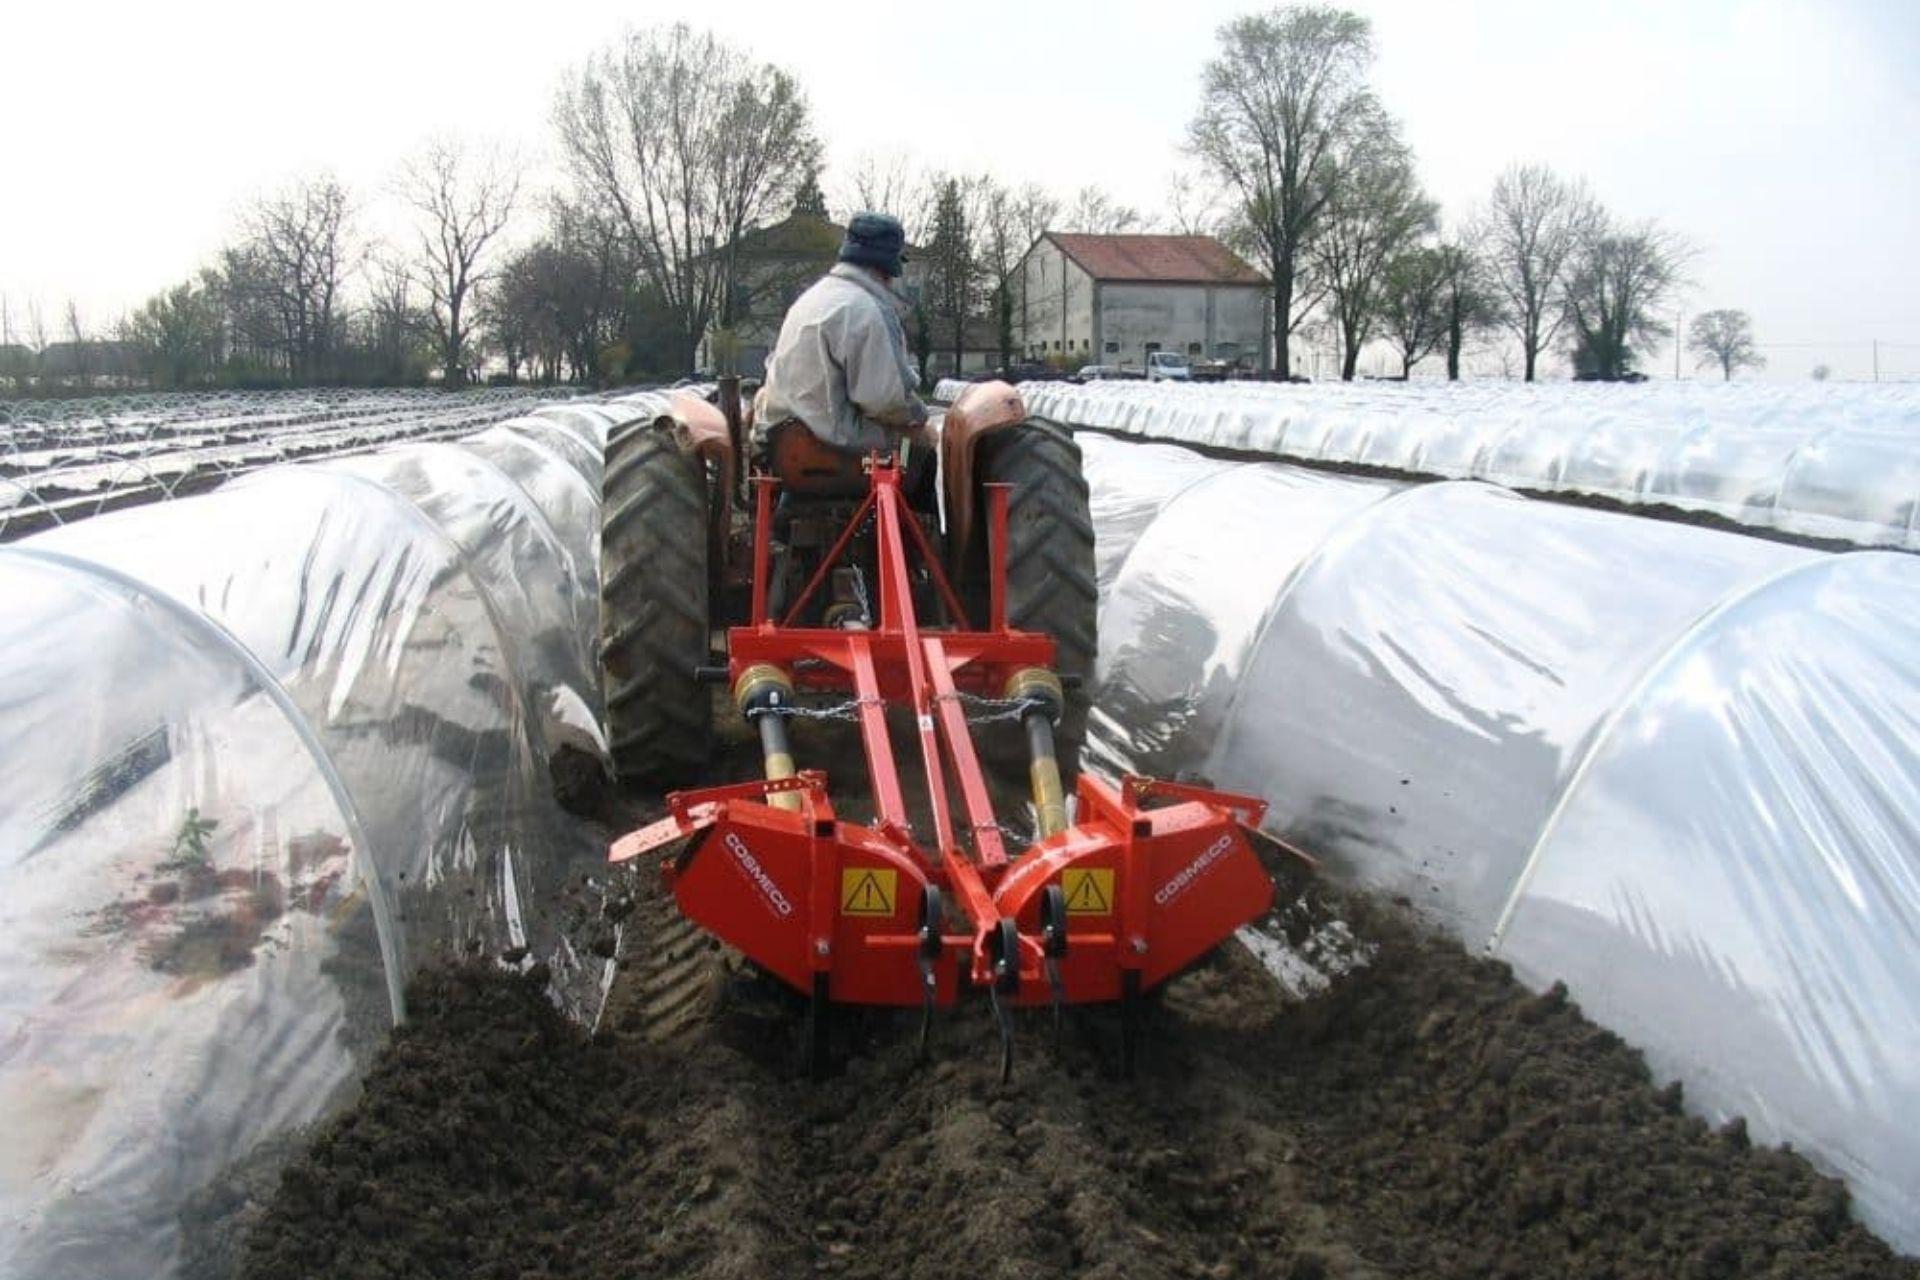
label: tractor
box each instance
[601,379,1276,1076]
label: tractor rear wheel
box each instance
[978,422,1098,776]
[601,422,713,785]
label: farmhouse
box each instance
[1012,233,1270,372]
[697,210,849,379]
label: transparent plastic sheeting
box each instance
[1,387,575,537]
[935,377,1920,551]
[0,395,664,1278]
[1079,433,1920,1252]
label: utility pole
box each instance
[1873,338,1880,383]
[1674,310,1683,379]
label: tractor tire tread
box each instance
[980,424,1098,775]
[601,425,713,785]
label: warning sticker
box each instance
[1061,868,1114,915]
[840,867,898,917]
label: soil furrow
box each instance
[233,849,1917,1279]
[230,728,1917,1279]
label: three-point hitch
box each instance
[612,456,1277,1077]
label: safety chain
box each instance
[744,696,879,724]
[938,691,1049,725]
[746,692,1045,726]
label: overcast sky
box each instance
[3,0,1914,379]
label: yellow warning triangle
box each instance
[840,867,897,915]
[847,872,887,911]
[1065,872,1110,913]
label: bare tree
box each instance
[399,137,520,387]
[1378,246,1448,378]
[63,300,91,389]
[1189,6,1379,377]
[363,255,427,384]
[1059,185,1149,234]
[1481,163,1598,381]
[1561,216,1688,381]
[836,151,936,239]
[487,197,642,384]
[978,180,1060,367]
[234,175,354,381]
[555,23,820,374]
[1687,309,1765,381]
[0,295,29,392]
[1433,234,1500,380]
[1313,122,1434,380]
[1165,168,1225,236]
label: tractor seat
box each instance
[766,419,879,498]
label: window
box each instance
[1188,342,1204,356]
[1053,340,1061,351]
[1104,341,1119,354]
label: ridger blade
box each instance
[633,771,1274,1015]
[990,774,1275,1003]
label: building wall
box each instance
[1096,283,1268,370]
[1014,240,1095,361]
[926,347,999,377]
[1209,287,1269,367]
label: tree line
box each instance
[2,7,1769,396]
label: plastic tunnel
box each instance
[1079,431,1920,1251]
[0,396,657,1278]
[936,377,1920,551]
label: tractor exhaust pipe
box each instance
[1007,668,1068,838]
[735,663,803,812]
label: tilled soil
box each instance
[237,854,1916,1280]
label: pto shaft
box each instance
[735,663,802,812]
[1007,667,1068,838]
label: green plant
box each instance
[167,807,219,867]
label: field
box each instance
[216,724,1917,1280]
[0,388,566,537]
[228,856,1915,1279]
[1,386,1913,1277]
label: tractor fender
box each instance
[941,380,1064,569]
[661,390,736,486]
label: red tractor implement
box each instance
[605,382,1279,1076]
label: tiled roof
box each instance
[1048,234,1266,285]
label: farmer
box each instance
[758,211,934,497]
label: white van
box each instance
[1146,351,1191,381]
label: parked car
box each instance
[1076,365,1124,382]
[1147,352,1192,381]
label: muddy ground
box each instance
[232,781,1915,1280]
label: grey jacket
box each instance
[760,263,928,452]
